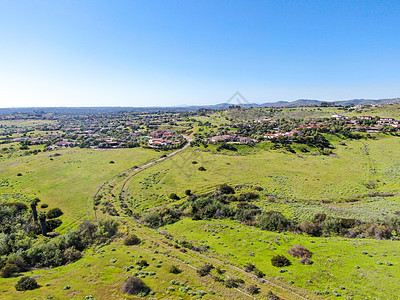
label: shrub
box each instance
[238,192,259,201]
[169,265,182,274]
[185,189,192,196]
[41,204,49,209]
[169,193,180,200]
[141,206,180,228]
[5,257,27,272]
[46,218,63,231]
[287,245,313,258]
[246,285,260,295]
[197,264,213,277]
[15,276,39,291]
[109,161,115,164]
[17,173,22,176]
[224,278,238,288]
[97,219,119,242]
[46,208,63,219]
[124,234,141,246]
[299,257,313,265]
[300,222,322,236]
[121,276,150,296]
[365,224,392,240]
[244,263,255,272]
[63,246,82,263]
[0,264,19,278]
[254,268,265,278]
[271,255,291,267]
[257,211,291,231]
[267,290,281,300]
[218,184,235,194]
[137,260,149,267]
[313,213,326,223]
[198,166,206,171]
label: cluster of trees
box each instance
[0,202,118,278]
[140,184,400,241]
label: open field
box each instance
[0,147,164,229]
[163,218,400,300]
[124,136,400,216]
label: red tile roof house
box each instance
[264,130,303,139]
[236,136,256,143]
[148,139,173,147]
[331,114,349,120]
[377,118,396,125]
[209,135,236,143]
[205,135,256,144]
[150,130,173,138]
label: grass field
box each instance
[163,218,400,300]
[0,147,164,230]
[124,136,400,214]
[0,240,228,299]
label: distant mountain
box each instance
[1,98,399,114]
[251,98,400,108]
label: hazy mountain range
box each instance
[1,98,399,115]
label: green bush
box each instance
[15,276,39,291]
[197,264,213,277]
[124,234,141,246]
[257,211,291,231]
[169,265,182,274]
[169,193,180,200]
[218,184,235,194]
[0,264,19,278]
[121,276,150,296]
[63,246,82,263]
[271,255,291,267]
[46,207,63,219]
[224,278,238,288]
[246,285,260,295]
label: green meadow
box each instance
[0,147,162,229]
[163,218,400,300]
[125,136,400,214]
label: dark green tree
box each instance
[29,197,40,222]
[38,212,47,236]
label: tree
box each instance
[38,212,47,236]
[169,193,180,200]
[271,255,291,267]
[15,276,39,291]
[121,277,150,296]
[46,207,63,219]
[124,234,141,246]
[29,198,40,222]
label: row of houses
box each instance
[264,130,304,139]
[148,138,181,147]
[205,135,256,144]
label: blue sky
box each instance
[1,0,400,107]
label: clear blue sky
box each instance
[1,0,400,107]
